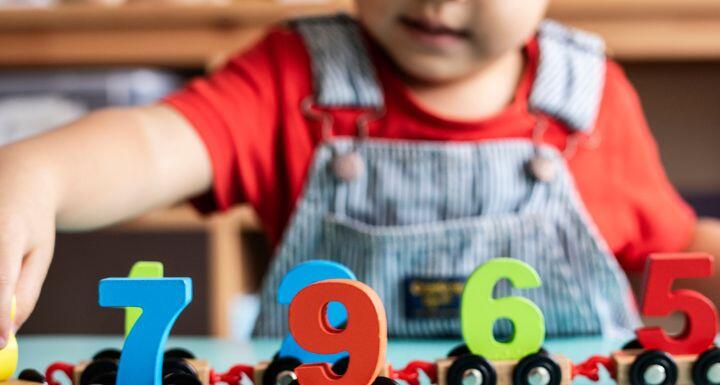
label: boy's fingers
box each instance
[14,246,52,330]
[0,240,22,349]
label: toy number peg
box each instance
[100,278,192,385]
[0,297,18,381]
[279,261,357,364]
[636,253,718,355]
[461,258,545,361]
[126,261,164,337]
[289,280,387,385]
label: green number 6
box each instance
[461,258,545,361]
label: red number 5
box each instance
[636,253,718,355]
[289,280,387,385]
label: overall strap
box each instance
[530,20,607,133]
[292,16,606,132]
[291,14,384,109]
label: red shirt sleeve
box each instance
[163,28,318,245]
[164,32,284,213]
[591,61,697,271]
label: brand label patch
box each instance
[404,277,465,320]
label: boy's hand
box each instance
[0,155,57,347]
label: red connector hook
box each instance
[209,364,255,385]
[45,362,75,385]
[572,356,616,382]
[389,360,438,385]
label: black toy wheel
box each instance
[446,354,497,385]
[623,339,644,350]
[513,353,562,385]
[262,357,302,385]
[87,372,117,385]
[92,349,122,361]
[629,350,678,385]
[372,376,399,385]
[165,348,196,360]
[80,359,119,385]
[18,369,47,383]
[693,348,720,385]
[447,344,471,358]
[163,357,198,378]
[332,357,350,375]
[163,372,202,385]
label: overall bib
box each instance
[253,16,640,338]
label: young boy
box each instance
[0,0,719,344]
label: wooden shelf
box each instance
[550,0,720,18]
[0,1,350,30]
[0,0,719,67]
[111,203,261,232]
[0,1,351,68]
[549,0,720,61]
[110,205,206,231]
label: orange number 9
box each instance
[289,280,387,385]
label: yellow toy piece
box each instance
[0,298,18,381]
[125,261,164,337]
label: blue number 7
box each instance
[99,278,192,385]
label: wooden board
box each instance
[436,355,573,385]
[0,1,352,30]
[0,1,350,68]
[73,358,210,384]
[546,0,720,60]
[1,0,720,66]
[613,349,697,385]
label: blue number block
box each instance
[278,260,356,363]
[100,278,192,385]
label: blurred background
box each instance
[0,0,718,339]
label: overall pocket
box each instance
[319,213,595,337]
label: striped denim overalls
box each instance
[253,15,641,338]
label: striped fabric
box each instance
[292,14,383,109]
[531,20,606,133]
[253,140,640,338]
[251,18,637,338]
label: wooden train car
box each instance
[46,348,210,385]
[47,349,397,385]
[6,381,44,384]
[5,369,49,384]
[433,345,572,385]
[612,346,720,385]
[255,356,393,385]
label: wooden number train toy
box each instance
[1,253,719,385]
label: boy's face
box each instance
[356,0,549,83]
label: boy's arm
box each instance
[687,218,720,257]
[24,105,211,229]
[683,218,720,307]
[0,104,211,344]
